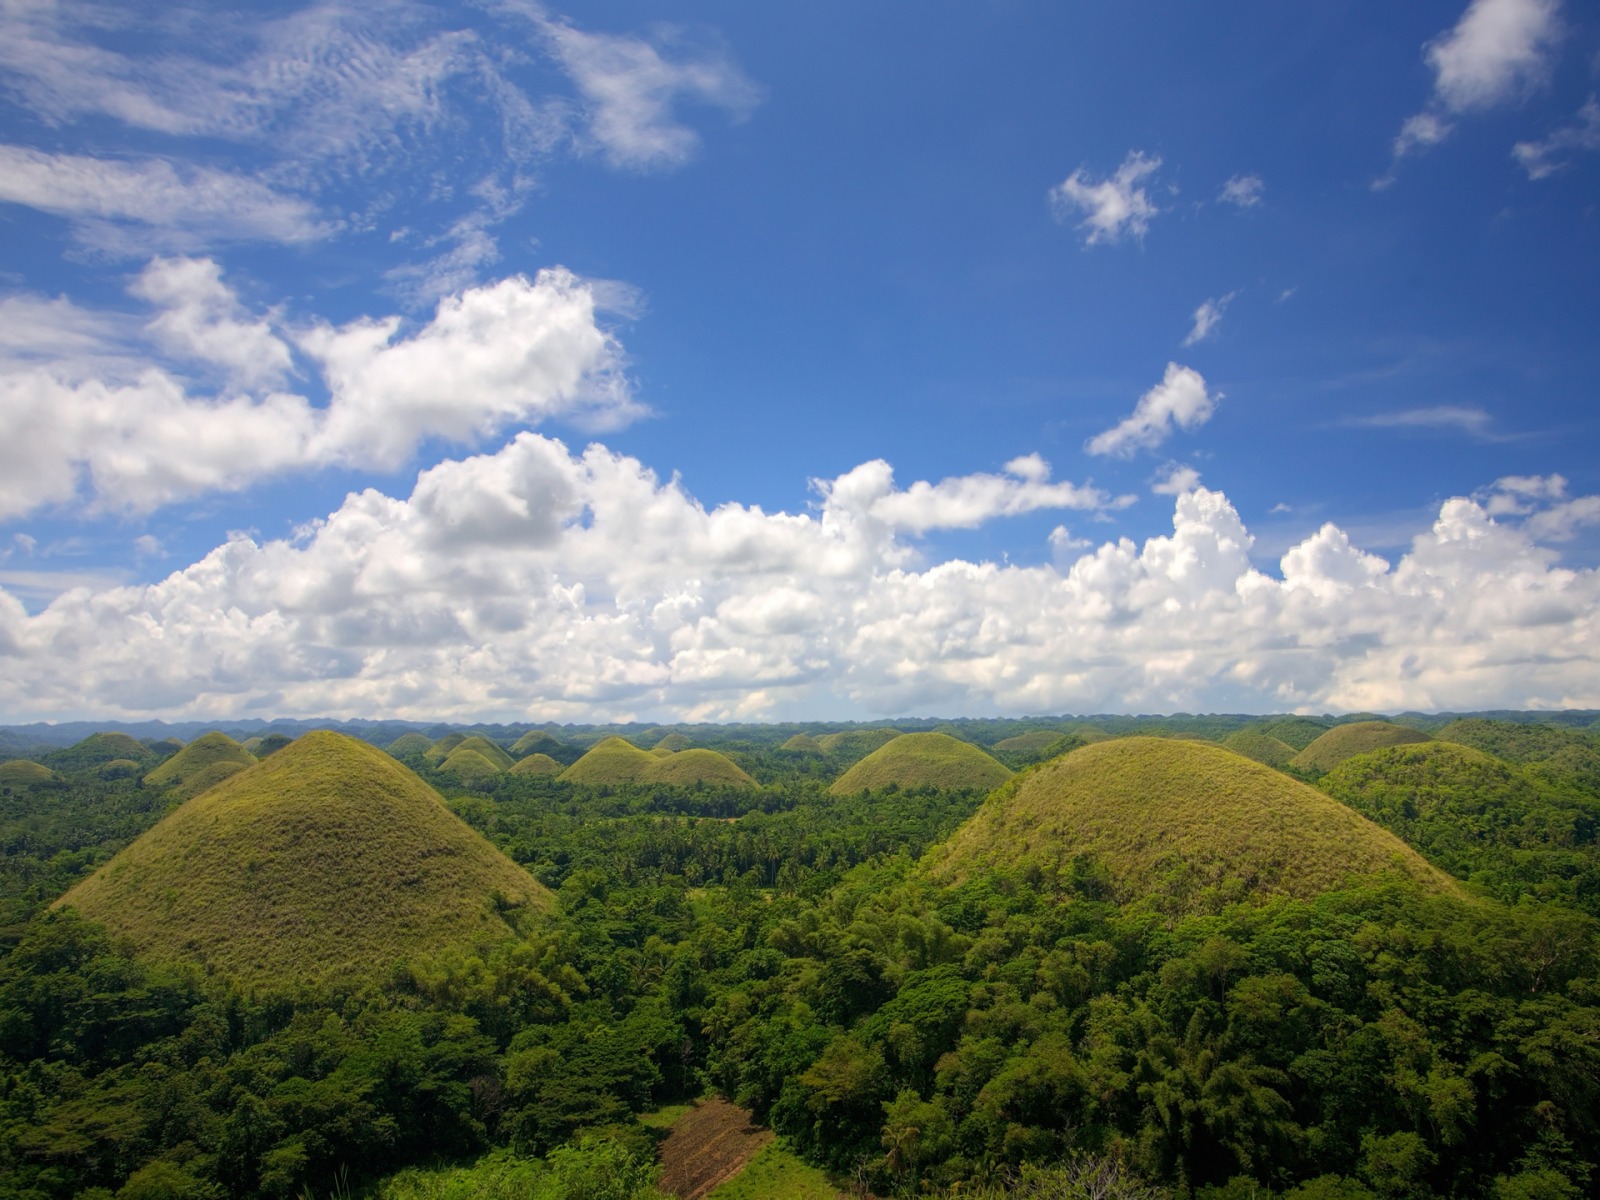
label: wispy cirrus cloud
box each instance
[1182,292,1238,347]
[1514,96,1600,179]
[1049,151,1163,246]
[1217,174,1263,208]
[1346,405,1495,437]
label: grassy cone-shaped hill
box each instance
[144,731,255,788]
[1261,718,1330,751]
[654,733,694,753]
[453,736,514,771]
[645,749,757,789]
[780,734,824,754]
[45,732,157,772]
[817,728,902,764]
[424,733,468,763]
[830,732,1013,796]
[100,758,144,780]
[993,730,1069,758]
[929,738,1458,904]
[1291,722,1430,773]
[59,731,551,990]
[560,737,656,785]
[440,747,504,783]
[167,760,253,801]
[387,732,434,758]
[510,730,564,758]
[0,760,57,786]
[1223,730,1297,769]
[509,753,563,778]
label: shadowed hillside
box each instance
[830,732,1013,795]
[508,752,563,777]
[424,733,469,763]
[930,737,1458,905]
[59,731,551,989]
[511,730,565,758]
[44,732,157,772]
[453,736,514,771]
[1260,717,1330,750]
[0,760,57,786]
[817,728,901,764]
[1290,721,1431,773]
[387,732,433,757]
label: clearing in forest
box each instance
[657,1098,777,1200]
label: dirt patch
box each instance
[657,1097,775,1200]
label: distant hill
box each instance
[1291,722,1431,773]
[1436,718,1600,797]
[930,737,1458,906]
[44,732,157,772]
[510,730,564,758]
[387,732,433,758]
[508,753,563,777]
[1222,729,1297,769]
[991,729,1072,766]
[440,747,505,783]
[453,736,514,771]
[560,736,655,784]
[143,732,255,789]
[59,731,552,989]
[646,748,756,789]
[817,728,902,764]
[654,733,694,752]
[779,734,824,754]
[0,760,57,786]
[1260,718,1331,750]
[830,733,1013,796]
[424,733,468,763]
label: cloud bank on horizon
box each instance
[1,0,1598,722]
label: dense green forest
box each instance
[1,714,1598,1199]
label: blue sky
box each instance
[1,0,1599,722]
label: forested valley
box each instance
[1,712,1597,1200]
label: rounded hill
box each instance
[1222,729,1297,769]
[509,753,563,777]
[387,732,434,758]
[143,731,255,788]
[1291,722,1431,773]
[0,760,57,786]
[46,732,156,772]
[424,733,468,763]
[646,748,756,789]
[929,737,1458,904]
[59,731,552,990]
[440,747,504,783]
[829,732,1013,796]
[510,730,564,758]
[559,736,655,785]
[780,733,824,754]
[1260,718,1330,750]
[452,736,514,771]
[817,728,901,763]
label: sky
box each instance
[1,0,1599,724]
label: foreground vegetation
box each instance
[0,714,1596,1199]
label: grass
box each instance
[59,731,552,990]
[645,748,756,789]
[143,731,255,787]
[1222,729,1297,769]
[425,733,468,763]
[654,732,694,752]
[992,730,1069,756]
[508,752,563,777]
[929,737,1459,905]
[702,1141,842,1200]
[0,760,56,785]
[829,732,1013,796]
[44,731,156,771]
[1290,721,1431,773]
[1260,717,1331,750]
[816,728,901,760]
[510,730,565,757]
[779,734,824,754]
[167,759,252,801]
[451,736,514,771]
[387,732,434,757]
[559,736,656,784]
[440,747,505,782]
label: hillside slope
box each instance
[830,733,1013,795]
[60,731,551,989]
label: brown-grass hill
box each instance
[0,760,57,786]
[387,732,434,758]
[1261,718,1331,751]
[439,747,504,783]
[453,736,514,771]
[559,736,655,785]
[166,761,252,801]
[780,734,824,754]
[654,733,694,752]
[508,753,563,778]
[424,733,468,763]
[991,729,1072,764]
[817,728,901,764]
[928,737,1459,906]
[59,731,551,990]
[143,731,255,788]
[829,732,1013,796]
[1291,722,1431,773]
[99,758,144,780]
[510,730,564,758]
[646,748,757,789]
[1222,730,1297,769]
[44,731,157,772]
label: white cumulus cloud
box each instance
[1086,364,1217,458]
[0,262,636,519]
[1217,174,1264,207]
[3,444,1600,721]
[1049,151,1163,246]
